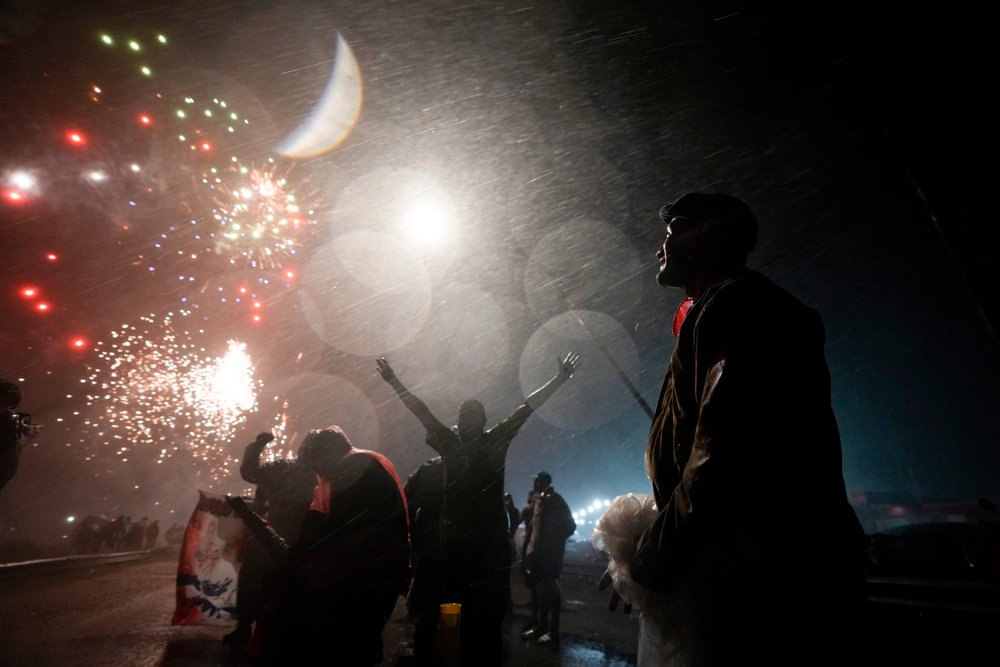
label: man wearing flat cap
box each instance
[628,193,871,664]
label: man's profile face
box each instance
[656,216,700,288]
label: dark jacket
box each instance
[633,268,868,662]
[240,439,314,543]
[524,486,576,578]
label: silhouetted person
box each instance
[144,519,160,550]
[519,471,575,647]
[0,379,42,491]
[224,431,314,652]
[403,455,445,666]
[253,426,410,667]
[165,522,184,546]
[503,491,522,617]
[377,352,579,667]
[505,492,522,539]
[519,489,539,633]
[121,516,133,546]
[123,516,148,551]
[107,515,128,551]
[624,192,869,664]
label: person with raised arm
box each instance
[377,351,579,667]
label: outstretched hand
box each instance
[375,357,395,382]
[254,432,275,446]
[598,568,632,614]
[558,351,580,378]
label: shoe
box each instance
[521,627,546,641]
[535,632,559,647]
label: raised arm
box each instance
[239,431,275,484]
[376,357,447,433]
[508,351,580,431]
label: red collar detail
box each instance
[672,297,695,336]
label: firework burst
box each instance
[81,310,261,483]
[202,158,319,270]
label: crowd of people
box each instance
[69,513,166,554]
[6,192,872,666]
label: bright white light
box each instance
[86,170,107,182]
[9,170,37,192]
[189,340,258,413]
[66,516,75,523]
[402,197,453,246]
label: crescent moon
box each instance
[275,33,363,158]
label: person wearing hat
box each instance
[622,193,870,664]
[520,470,576,647]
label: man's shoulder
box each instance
[486,418,520,442]
[420,456,444,468]
[549,489,571,508]
[708,269,819,321]
[426,425,459,442]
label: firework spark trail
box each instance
[81,310,261,483]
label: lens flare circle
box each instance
[519,310,640,432]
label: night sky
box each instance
[1,0,997,544]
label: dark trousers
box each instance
[533,577,562,634]
[441,539,509,667]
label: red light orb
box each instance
[252,313,262,323]
[45,253,58,261]
[283,269,297,281]
[35,302,51,313]
[252,301,262,309]
[70,337,88,350]
[4,190,27,204]
[199,142,212,152]
[65,130,87,146]
[19,286,39,298]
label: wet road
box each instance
[5,546,1000,666]
[0,547,640,666]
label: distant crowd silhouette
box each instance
[72,514,165,554]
